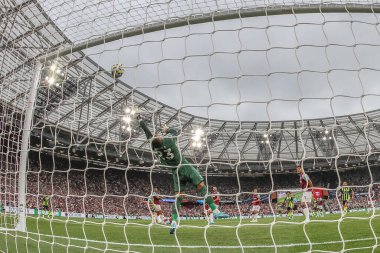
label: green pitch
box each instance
[1,212,380,253]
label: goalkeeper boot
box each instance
[169,221,177,234]
[213,210,230,219]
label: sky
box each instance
[39,0,380,121]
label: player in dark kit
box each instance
[339,182,354,215]
[284,191,294,220]
[138,118,229,234]
[42,196,51,217]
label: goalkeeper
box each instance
[138,117,229,234]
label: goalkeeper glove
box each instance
[161,125,169,133]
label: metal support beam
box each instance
[336,121,358,154]
[56,81,121,124]
[180,116,195,133]
[348,116,376,150]
[0,0,34,21]
[306,121,319,157]
[276,122,285,159]
[76,91,133,133]
[96,120,120,140]
[75,77,93,142]
[163,110,180,125]
[240,123,258,155]
[218,125,241,159]
[0,22,50,49]
[366,116,380,135]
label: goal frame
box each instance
[15,2,380,232]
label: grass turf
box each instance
[1,211,380,253]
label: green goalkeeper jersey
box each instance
[140,121,190,168]
[0,203,3,212]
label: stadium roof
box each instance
[2,0,380,168]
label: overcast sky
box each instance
[40,0,380,121]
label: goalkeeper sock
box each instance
[200,185,218,211]
[171,196,183,221]
[209,212,214,223]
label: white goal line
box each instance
[0,228,17,232]
[4,230,377,250]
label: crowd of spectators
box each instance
[1,152,380,218]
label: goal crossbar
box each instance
[41,3,380,62]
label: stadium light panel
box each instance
[123,116,131,123]
[47,77,55,85]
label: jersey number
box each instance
[156,148,174,160]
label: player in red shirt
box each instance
[297,166,313,222]
[250,188,261,222]
[148,187,164,224]
[205,186,220,225]
[367,187,376,214]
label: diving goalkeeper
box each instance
[138,117,229,234]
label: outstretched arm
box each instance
[161,125,178,140]
[139,120,153,140]
[166,128,178,137]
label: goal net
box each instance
[1,0,380,252]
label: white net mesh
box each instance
[1,0,380,252]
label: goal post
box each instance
[15,62,43,232]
